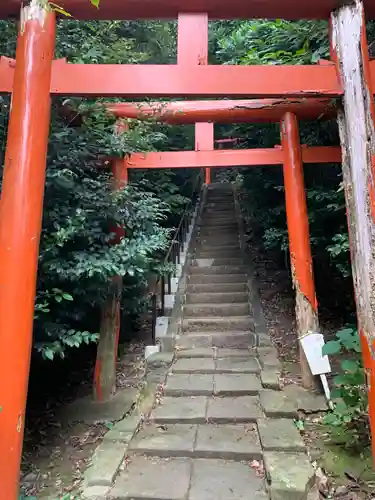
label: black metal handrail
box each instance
[151,172,204,344]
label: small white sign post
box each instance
[300,331,333,409]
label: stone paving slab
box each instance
[177,331,257,349]
[171,357,216,373]
[186,291,248,303]
[260,368,281,390]
[102,415,140,444]
[182,316,254,332]
[175,347,256,360]
[164,374,214,396]
[151,397,208,424]
[81,485,110,500]
[183,302,250,317]
[215,356,261,373]
[206,396,263,423]
[216,348,252,358]
[260,390,298,418]
[257,347,282,369]
[284,385,327,412]
[110,456,191,500]
[84,441,126,487]
[257,419,305,452]
[258,333,273,347]
[260,386,327,417]
[176,347,215,358]
[195,423,262,460]
[264,451,316,500]
[214,373,261,395]
[189,459,269,500]
[129,423,197,457]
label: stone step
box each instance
[202,216,235,220]
[201,215,236,221]
[205,201,234,206]
[197,224,237,230]
[201,219,236,225]
[178,331,256,349]
[198,231,238,237]
[188,273,247,285]
[150,396,263,424]
[191,257,244,266]
[183,316,253,333]
[196,237,239,246]
[198,221,238,227]
[205,197,234,202]
[189,265,247,275]
[204,206,234,211]
[164,372,261,397]
[176,347,254,359]
[186,282,248,294]
[203,206,235,211]
[202,210,235,215]
[194,244,241,252]
[128,423,263,461]
[185,291,249,304]
[109,456,269,500]
[196,228,238,235]
[183,302,250,317]
[197,229,238,235]
[171,355,261,374]
[194,249,243,259]
[193,245,242,254]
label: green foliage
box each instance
[0,18,188,361]
[322,328,369,451]
[212,18,355,312]
[215,19,329,65]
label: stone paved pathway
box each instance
[91,184,318,499]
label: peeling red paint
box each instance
[281,113,318,312]
[106,98,336,124]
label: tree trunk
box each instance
[94,278,121,401]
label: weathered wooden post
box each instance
[0,1,55,496]
[178,13,213,184]
[330,0,375,458]
[94,122,129,402]
[196,122,214,184]
[281,112,319,390]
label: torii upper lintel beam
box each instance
[1,0,375,20]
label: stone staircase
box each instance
[98,184,318,500]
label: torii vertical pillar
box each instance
[196,122,214,184]
[94,121,129,402]
[330,0,375,460]
[178,13,213,184]
[281,112,318,390]
[0,1,55,497]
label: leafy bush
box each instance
[322,328,369,451]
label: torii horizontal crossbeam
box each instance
[0,58,346,97]
[125,147,341,169]
[2,58,375,98]
[108,99,336,123]
[1,0,374,20]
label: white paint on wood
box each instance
[331,0,375,347]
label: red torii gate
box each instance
[0,0,375,497]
